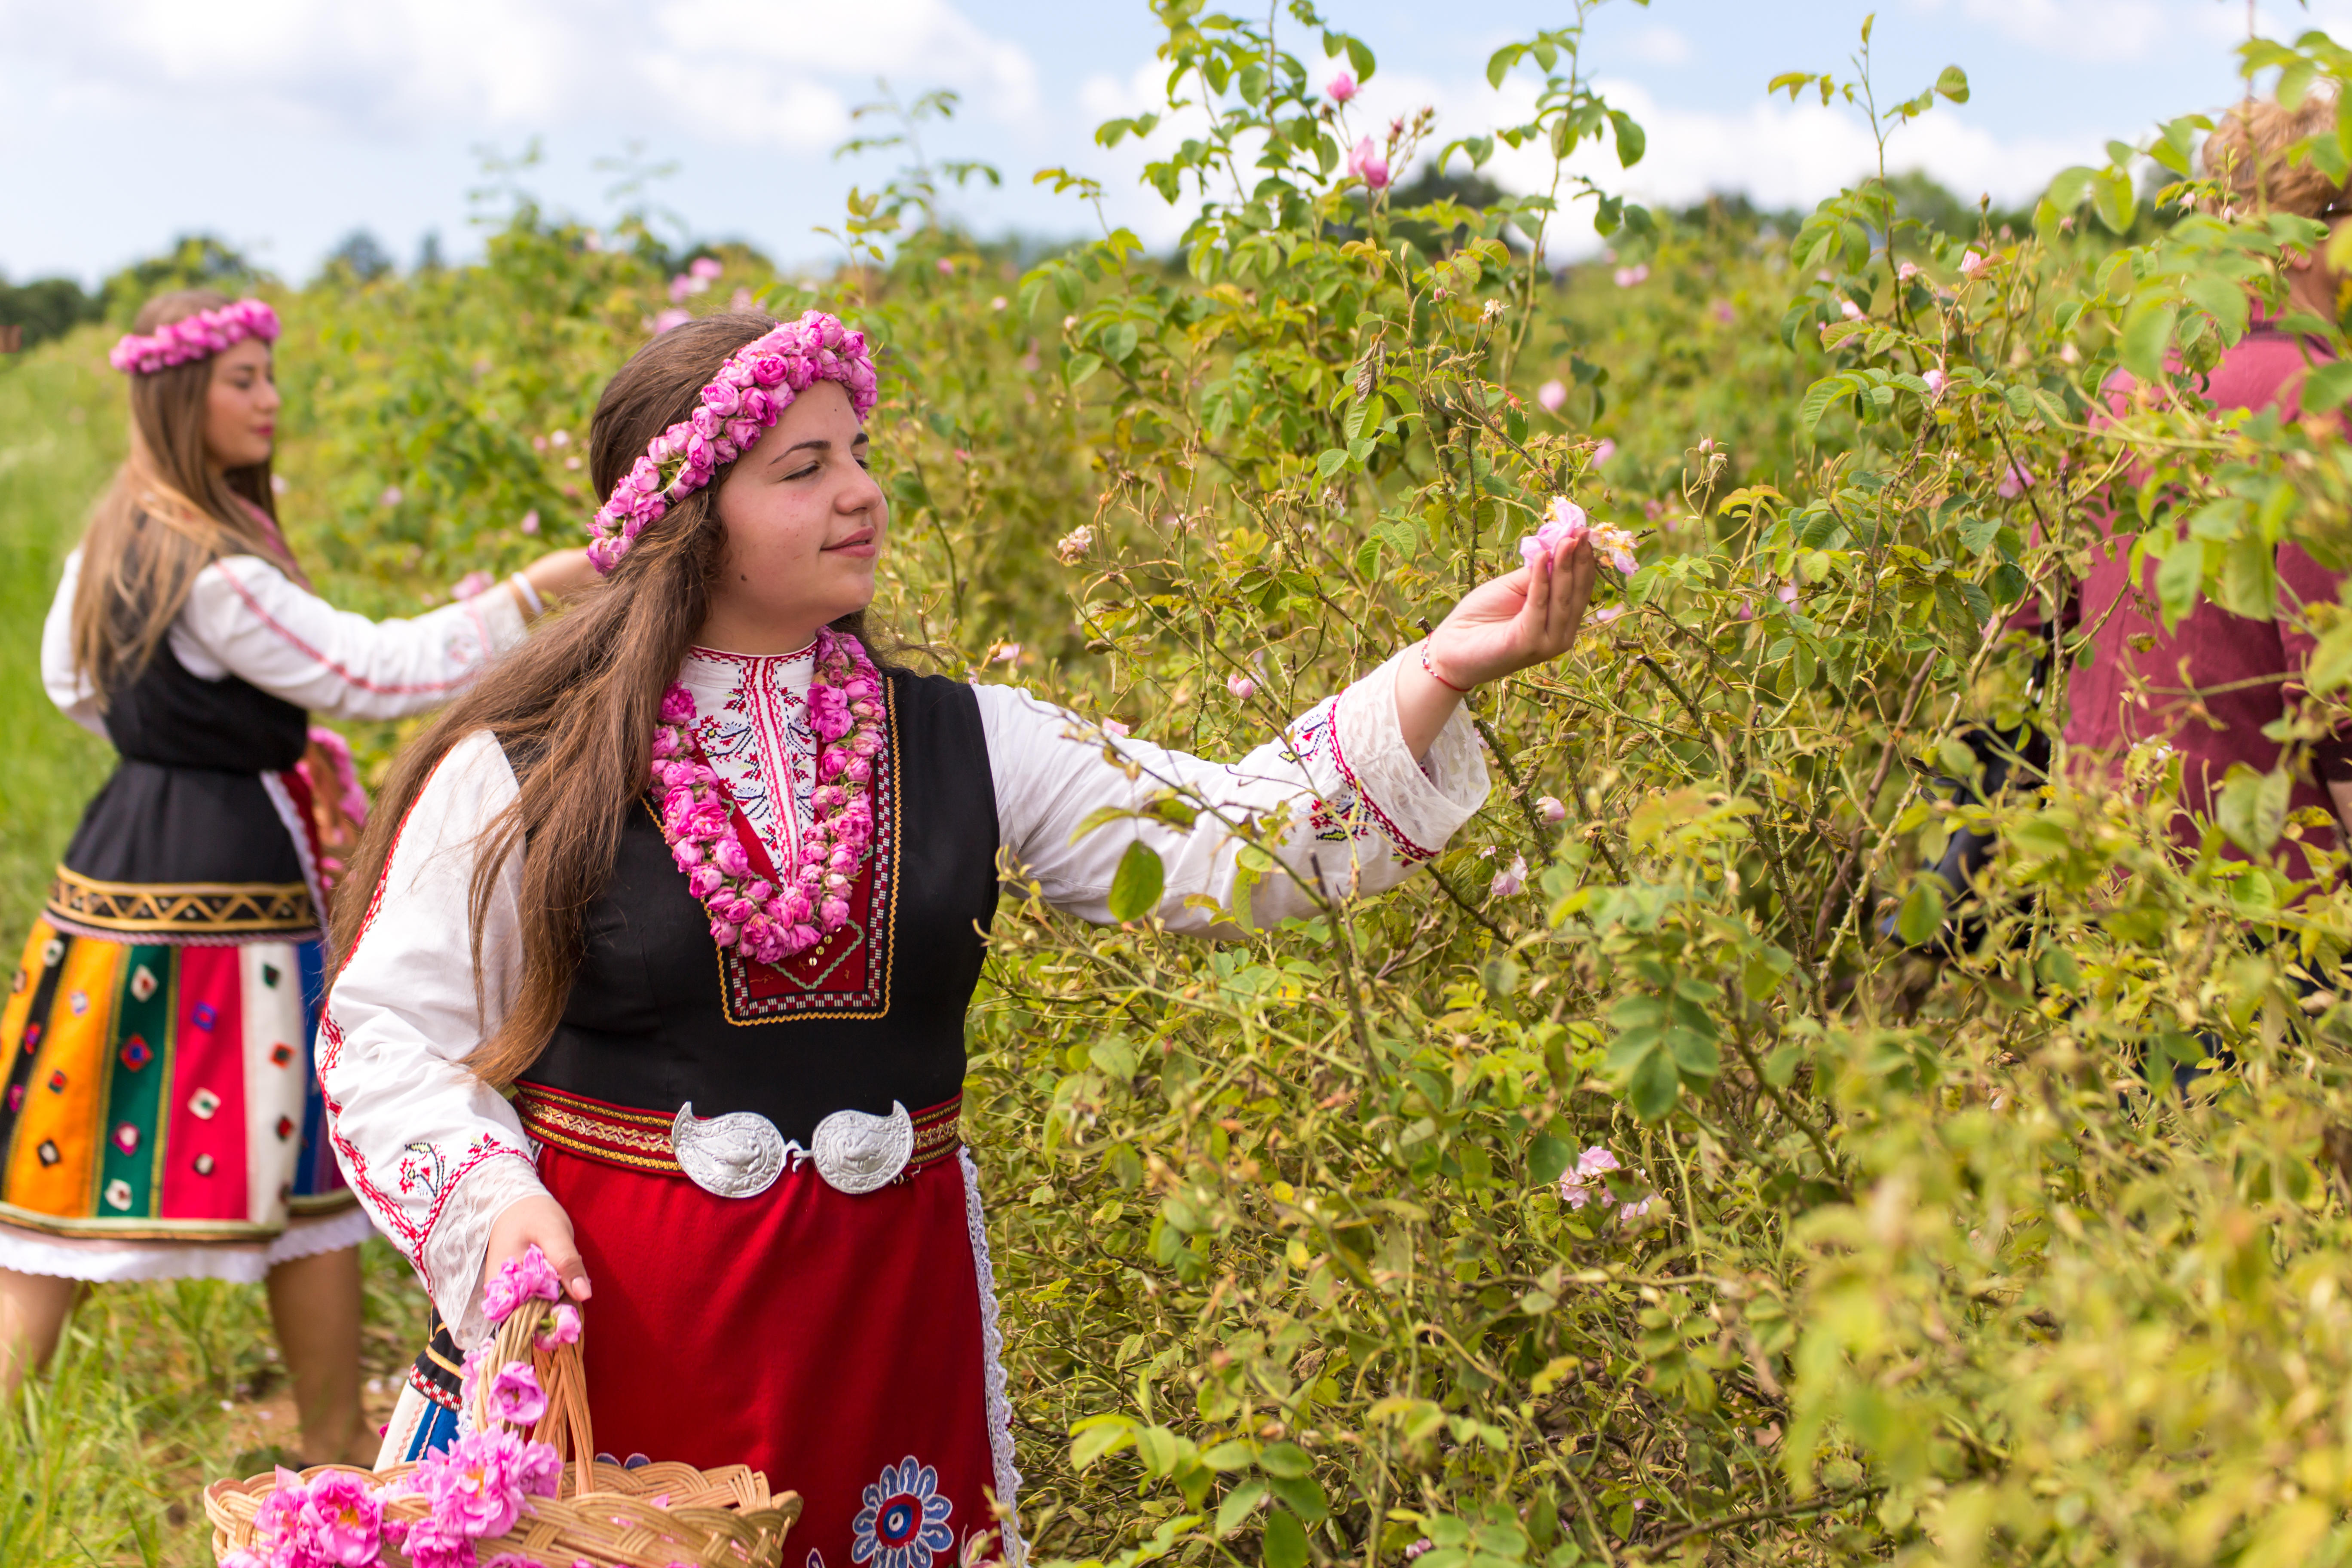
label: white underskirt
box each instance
[0,1205,380,1284]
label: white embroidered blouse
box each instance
[41,550,528,731]
[321,645,1490,1344]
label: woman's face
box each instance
[204,338,279,470]
[703,380,887,652]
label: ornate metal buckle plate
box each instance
[670,1099,915,1197]
[809,1101,914,1194]
[671,1102,787,1199]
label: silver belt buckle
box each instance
[672,1100,913,1198]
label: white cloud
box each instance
[1904,0,2241,64]
[0,0,1036,150]
[1622,25,1691,68]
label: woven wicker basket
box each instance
[205,1302,800,1568]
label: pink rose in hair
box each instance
[749,352,790,387]
[702,380,741,417]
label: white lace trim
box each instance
[0,1203,375,1283]
[960,1147,1024,1565]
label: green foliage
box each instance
[21,6,2352,1565]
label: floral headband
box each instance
[586,309,880,574]
[109,299,280,376]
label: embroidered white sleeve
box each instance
[980,648,1488,934]
[318,729,545,1346]
[40,551,105,737]
[176,556,527,721]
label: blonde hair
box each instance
[69,289,303,700]
[2204,92,2349,218]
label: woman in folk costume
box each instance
[324,310,1597,1565]
[0,289,595,1462]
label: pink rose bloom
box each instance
[1558,1145,1620,1207]
[1897,260,1920,282]
[690,256,723,280]
[536,1304,582,1352]
[1592,604,1623,624]
[1227,672,1257,700]
[301,1470,384,1566]
[400,1519,477,1568]
[702,379,741,417]
[668,274,693,303]
[1346,137,1391,190]
[489,1363,547,1427]
[659,686,695,725]
[687,865,723,898]
[712,838,752,878]
[750,352,790,387]
[1592,438,1616,466]
[740,388,777,423]
[1613,264,1649,288]
[1537,796,1566,824]
[1519,496,1589,571]
[519,509,539,535]
[1923,366,1948,397]
[1960,249,1991,279]
[484,1245,562,1325]
[1536,379,1568,413]
[1776,580,1799,606]
[1489,853,1527,899]
[1998,460,2034,498]
[451,570,495,601]
[1327,70,1358,103]
[652,308,690,334]
[1710,299,1734,323]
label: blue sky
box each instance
[0,0,2340,286]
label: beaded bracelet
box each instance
[1419,640,1471,694]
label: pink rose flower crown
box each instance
[585,308,879,576]
[109,299,280,376]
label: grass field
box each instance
[0,334,432,1567]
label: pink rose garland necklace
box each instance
[591,309,888,967]
[652,631,885,966]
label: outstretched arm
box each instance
[987,533,1599,933]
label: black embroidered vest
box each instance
[519,670,1001,1145]
[49,638,317,939]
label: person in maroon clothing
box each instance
[2048,94,2352,886]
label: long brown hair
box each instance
[69,288,300,698]
[330,312,894,1085]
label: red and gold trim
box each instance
[515,1083,962,1183]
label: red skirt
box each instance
[532,1096,1018,1568]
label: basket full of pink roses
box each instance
[203,1247,800,1568]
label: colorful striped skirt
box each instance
[0,916,364,1278]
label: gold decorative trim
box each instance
[46,867,318,938]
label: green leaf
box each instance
[1065,352,1104,387]
[1935,64,1970,103]
[2093,165,2137,234]
[2306,361,2352,414]
[1216,1479,1268,1537]
[1486,44,1517,89]
[2119,302,2177,382]
[1107,840,1165,923]
[1528,1133,1571,1185]
[2154,538,2205,629]
[1608,110,1646,168]
[1201,1440,1256,1472]
[1262,1507,1310,1568]
[1268,1473,1328,1524]
[1257,1441,1313,1478]
[1896,879,1947,946]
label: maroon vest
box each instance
[518,671,999,1144]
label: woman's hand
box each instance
[1427,534,1600,689]
[484,1194,591,1304]
[514,548,600,617]
[1394,534,1599,759]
